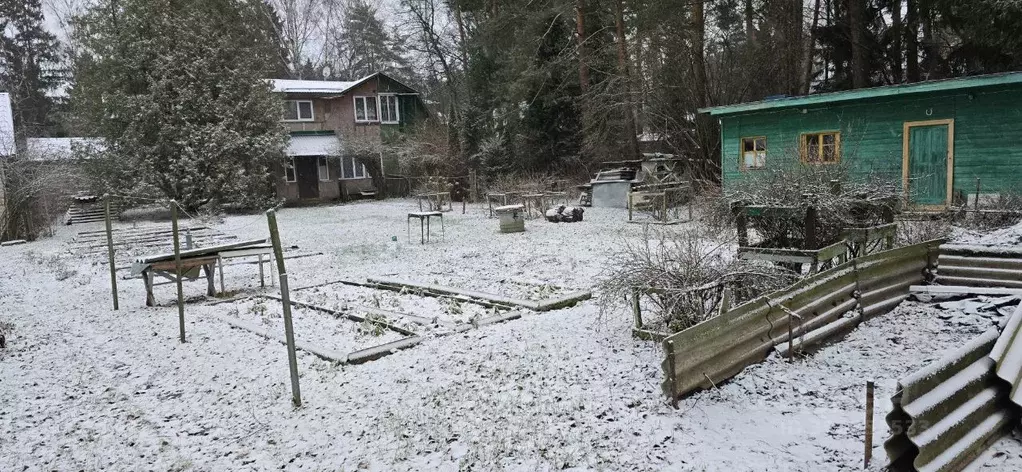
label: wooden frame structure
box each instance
[141,256,218,307]
[416,191,453,212]
[902,118,955,208]
[627,183,692,224]
[131,238,269,306]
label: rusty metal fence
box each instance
[659,239,944,402]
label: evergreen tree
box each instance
[334,0,412,80]
[71,0,289,211]
[0,0,62,139]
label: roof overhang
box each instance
[699,71,1022,117]
[286,133,340,157]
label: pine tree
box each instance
[333,0,412,80]
[0,0,62,139]
[71,0,289,211]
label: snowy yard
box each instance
[1,199,1020,471]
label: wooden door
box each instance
[296,158,320,199]
[903,120,954,206]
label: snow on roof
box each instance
[286,134,340,156]
[0,93,14,156]
[25,137,105,161]
[270,74,377,94]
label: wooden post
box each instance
[104,195,119,311]
[718,288,732,316]
[735,204,748,247]
[185,229,193,249]
[865,380,875,468]
[171,201,185,343]
[975,177,981,212]
[805,205,818,250]
[665,339,678,408]
[631,288,642,329]
[266,209,302,407]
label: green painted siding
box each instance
[720,85,1022,198]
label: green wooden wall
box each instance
[719,84,1022,197]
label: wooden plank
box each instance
[263,295,419,337]
[367,277,537,310]
[134,238,268,264]
[346,336,424,364]
[221,316,346,363]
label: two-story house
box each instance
[272,72,425,202]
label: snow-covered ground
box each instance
[0,199,1018,471]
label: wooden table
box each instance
[141,256,218,307]
[407,211,444,244]
[216,245,275,293]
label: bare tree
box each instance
[266,0,339,77]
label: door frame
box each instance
[902,118,955,208]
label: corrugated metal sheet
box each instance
[660,239,943,401]
[989,303,1022,408]
[271,78,362,94]
[701,71,1022,116]
[937,245,1022,289]
[884,325,1017,472]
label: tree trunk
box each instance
[454,5,469,67]
[745,0,756,45]
[613,0,640,159]
[906,0,920,82]
[891,0,903,83]
[691,0,708,108]
[921,1,940,79]
[801,0,822,94]
[849,0,867,88]
[574,0,590,93]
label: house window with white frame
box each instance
[341,155,368,179]
[379,95,399,124]
[284,158,296,182]
[354,96,379,122]
[318,157,330,181]
[283,100,314,121]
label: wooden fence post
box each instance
[171,201,185,343]
[865,380,875,468]
[267,209,302,407]
[975,177,981,212]
[631,288,642,329]
[104,194,118,311]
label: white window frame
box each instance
[340,155,368,180]
[379,94,400,124]
[318,156,330,181]
[284,158,296,182]
[284,100,314,122]
[354,96,379,123]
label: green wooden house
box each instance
[700,72,1022,207]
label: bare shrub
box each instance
[701,162,900,249]
[960,187,1022,230]
[898,214,954,246]
[598,226,797,333]
[2,155,85,240]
